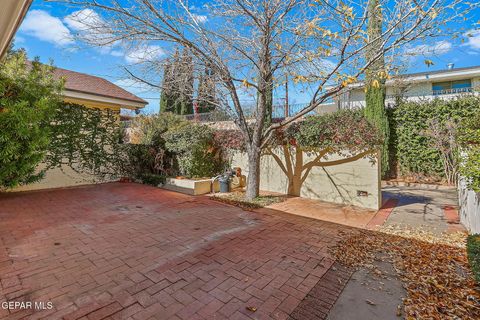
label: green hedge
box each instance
[467,234,480,285]
[390,97,479,181]
[128,113,227,179]
[139,173,166,186]
[457,112,480,192]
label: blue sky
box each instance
[14,1,480,114]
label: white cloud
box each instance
[125,45,165,64]
[404,40,452,56]
[463,29,480,51]
[192,14,208,23]
[314,58,336,73]
[64,9,103,32]
[114,78,152,94]
[64,9,128,58]
[14,36,25,44]
[110,50,124,57]
[64,9,116,50]
[20,10,73,46]
[115,78,158,113]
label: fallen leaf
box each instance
[366,299,376,306]
[331,226,478,319]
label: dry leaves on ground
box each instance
[332,227,480,319]
[210,190,287,211]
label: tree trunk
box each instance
[287,175,302,196]
[286,147,303,196]
[245,27,272,201]
[245,147,261,200]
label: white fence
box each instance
[458,178,480,234]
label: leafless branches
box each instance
[50,0,476,198]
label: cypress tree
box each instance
[177,49,194,115]
[160,50,181,114]
[365,0,390,177]
[197,65,217,113]
[159,60,172,113]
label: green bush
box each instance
[125,113,185,179]
[131,112,186,145]
[164,123,227,178]
[457,112,480,192]
[467,234,480,284]
[0,50,63,188]
[126,112,227,179]
[287,109,381,154]
[139,173,166,186]
[391,97,479,181]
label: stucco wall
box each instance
[472,77,480,89]
[315,103,338,115]
[11,164,111,192]
[458,178,480,234]
[231,150,381,210]
[403,82,432,97]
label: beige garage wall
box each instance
[11,164,111,192]
[231,150,381,210]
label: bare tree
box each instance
[423,118,459,185]
[55,0,474,199]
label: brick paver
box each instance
[288,263,353,320]
[0,183,348,319]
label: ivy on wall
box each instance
[45,102,125,179]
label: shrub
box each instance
[467,234,480,285]
[139,173,166,186]
[164,124,227,177]
[210,110,381,157]
[213,129,246,151]
[130,112,186,145]
[127,113,228,179]
[0,50,63,188]
[124,113,185,180]
[391,97,479,182]
[457,112,480,192]
[285,109,381,155]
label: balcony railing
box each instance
[432,87,474,96]
[382,87,477,101]
[183,103,314,122]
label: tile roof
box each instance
[53,67,148,105]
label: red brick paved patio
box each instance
[0,183,349,320]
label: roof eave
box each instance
[63,89,147,110]
[342,67,480,90]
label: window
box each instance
[432,79,472,95]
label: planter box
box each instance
[163,178,220,195]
